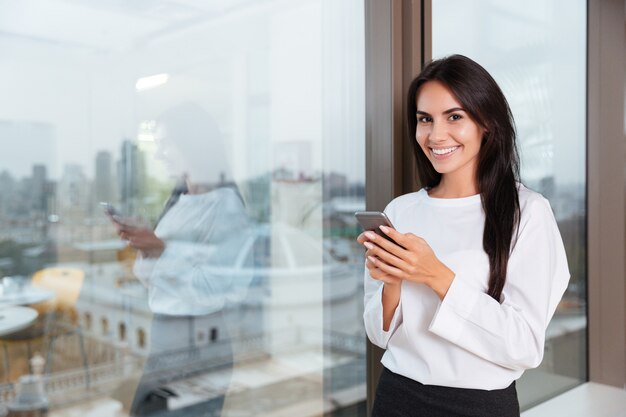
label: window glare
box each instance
[0,1,366,416]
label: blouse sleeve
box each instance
[363,271,403,349]
[428,196,570,371]
[363,201,404,349]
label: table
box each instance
[0,287,54,308]
[0,306,38,336]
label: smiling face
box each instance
[415,80,485,184]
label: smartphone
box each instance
[354,211,397,244]
[100,202,120,217]
[100,202,132,227]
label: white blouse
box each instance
[133,187,252,316]
[363,185,570,390]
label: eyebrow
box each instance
[416,107,466,116]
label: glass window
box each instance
[138,328,146,350]
[432,0,587,409]
[84,312,92,331]
[102,318,110,336]
[0,1,366,415]
[119,322,127,342]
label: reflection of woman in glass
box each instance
[360,55,570,416]
[114,103,250,416]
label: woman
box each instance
[113,103,252,416]
[359,55,570,417]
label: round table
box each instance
[0,287,54,308]
[0,307,38,336]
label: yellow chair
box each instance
[31,267,83,322]
[30,267,88,380]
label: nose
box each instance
[429,120,448,143]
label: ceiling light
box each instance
[135,73,169,91]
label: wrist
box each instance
[144,240,165,258]
[383,280,401,291]
[428,264,455,300]
[382,281,401,298]
[153,241,165,257]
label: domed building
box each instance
[13,222,365,415]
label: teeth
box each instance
[432,146,459,155]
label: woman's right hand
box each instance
[115,222,165,258]
[357,232,402,287]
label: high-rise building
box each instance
[118,139,146,215]
[94,151,115,204]
[0,170,17,216]
[31,164,47,213]
[58,164,89,212]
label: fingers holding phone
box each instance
[100,201,142,229]
[101,202,162,255]
[355,211,405,252]
[356,211,391,256]
[116,224,164,258]
[121,228,165,257]
[355,211,408,286]
[355,211,396,242]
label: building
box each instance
[95,151,116,205]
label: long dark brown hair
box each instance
[407,54,521,302]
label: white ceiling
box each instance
[0,0,255,53]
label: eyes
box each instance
[416,113,463,124]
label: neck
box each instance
[430,171,478,199]
[185,178,216,195]
[185,178,199,194]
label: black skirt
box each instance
[372,368,520,417]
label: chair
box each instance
[1,267,88,384]
[30,267,88,381]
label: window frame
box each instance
[586,0,626,388]
[364,0,426,413]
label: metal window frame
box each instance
[586,0,626,388]
[364,0,428,414]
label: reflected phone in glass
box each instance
[100,202,120,217]
[100,202,133,227]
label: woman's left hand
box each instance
[362,226,455,299]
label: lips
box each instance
[430,146,460,159]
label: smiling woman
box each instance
[360,55,570,417]
[407,54,522,302]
